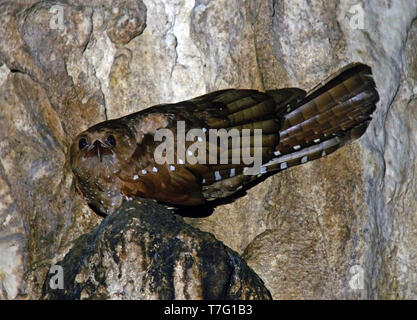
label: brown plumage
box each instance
[70,63,379,216]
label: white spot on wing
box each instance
[133,174,139,180]
[215,171,221,181]
[230,168,236,177]
[169,165,176,171]
[280,162,288,170]
[293,145,301,150]
[152,167,158,173]
[301,156,308,163]
[141,169,147,175]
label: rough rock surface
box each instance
[1,0,417,300]
[41,200,272,300]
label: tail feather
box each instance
[279,92,376,152]
[263,63,379,173]
[264,136,343,171]
[189,63,379,202]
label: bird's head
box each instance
[70,120,137,179]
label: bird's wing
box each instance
[117,88,306,204]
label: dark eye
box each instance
[78,137,89,150]
[106,134,116,147]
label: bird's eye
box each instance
[78,137,89,150]
[106,134,116,147]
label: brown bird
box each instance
[70,63,379,216]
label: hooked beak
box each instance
[89,140,106,162]
[96,144,102,162]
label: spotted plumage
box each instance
[70,63,379,216]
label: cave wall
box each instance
[0,0,417,299]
